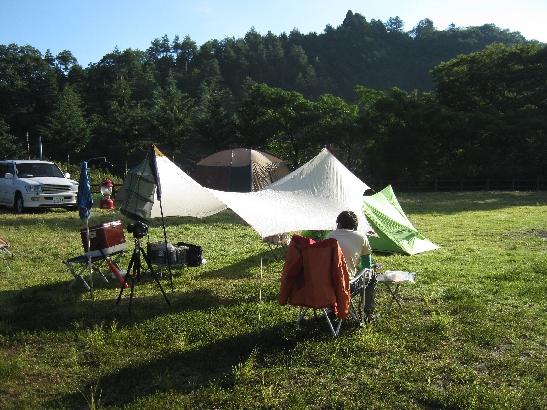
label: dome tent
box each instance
[191,148,290,192]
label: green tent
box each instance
[362,185,439,255]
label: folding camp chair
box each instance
[278,235,353,337]
[262,233,290,261]
[293,267,377,336]
[347,266,380,324]
[0,235,22,296]
[63,251,126,292]
[0,235,13,274]
[63,220,127,293]
[377,270,416,313]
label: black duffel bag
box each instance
[176,242,203,267]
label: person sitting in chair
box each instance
[326,210,377,320]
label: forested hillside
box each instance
[1,10,545,183]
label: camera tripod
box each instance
[116,236,170,312]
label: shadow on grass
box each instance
[0,273,265,333]
[200,249,284,279]
[55,315,337,408]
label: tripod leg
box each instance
[117,251,136,305]
[141,248,170,306]
[127,248,142,313]
[128,273,136,313]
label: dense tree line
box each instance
[1,10,545,183]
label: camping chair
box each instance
[0,235,21,296]
[63,251,126,292]
[262,233,290,261]
[0,235,13,274]
[347,265,381,324]
[377,270,416,313]
[63,221,127,293]
[278,235,353,337]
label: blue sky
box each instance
[2,0,546,67]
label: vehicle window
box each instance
[15,163,65,178]
[0,163,14,178]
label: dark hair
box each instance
[336,210,358,230]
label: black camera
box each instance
[127,221,148,239]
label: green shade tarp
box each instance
[362,185,439,255]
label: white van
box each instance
[0,160,78,213]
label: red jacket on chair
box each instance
[278,235,350,319]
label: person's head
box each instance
[336,210,358,230]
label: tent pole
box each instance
[151,145,174,292]
[86,220,93,300]
[159,200,174,292]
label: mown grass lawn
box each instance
[1,190,546,409]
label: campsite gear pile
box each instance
[147,242,188,266]
[145,241,203,267]
[175,242,203,267]
[262,233,291,261]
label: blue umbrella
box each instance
[77,161,93,220]
[77,162,94,298]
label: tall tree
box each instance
[149,72,194,163]
[310,94,360,168]
[192,81,237,159]
[432,43,547,178]
[238,81,316,167]
[104,78,147,173]
[0,44,58,143]
[0,120,24,158]
[40,84,90,165]
[355,86,445,180]
[385,16,405,33]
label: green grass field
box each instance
[1,191,546,409]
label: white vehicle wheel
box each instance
[14,194,24,214]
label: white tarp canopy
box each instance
[152,148,227,218]
[119,147,372,238]
[208,148,373,238]
[117,146,227,220]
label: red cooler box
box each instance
[80,220,127,258]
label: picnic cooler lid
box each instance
[80,220,127,256]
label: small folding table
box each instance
[377,270,416,313]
